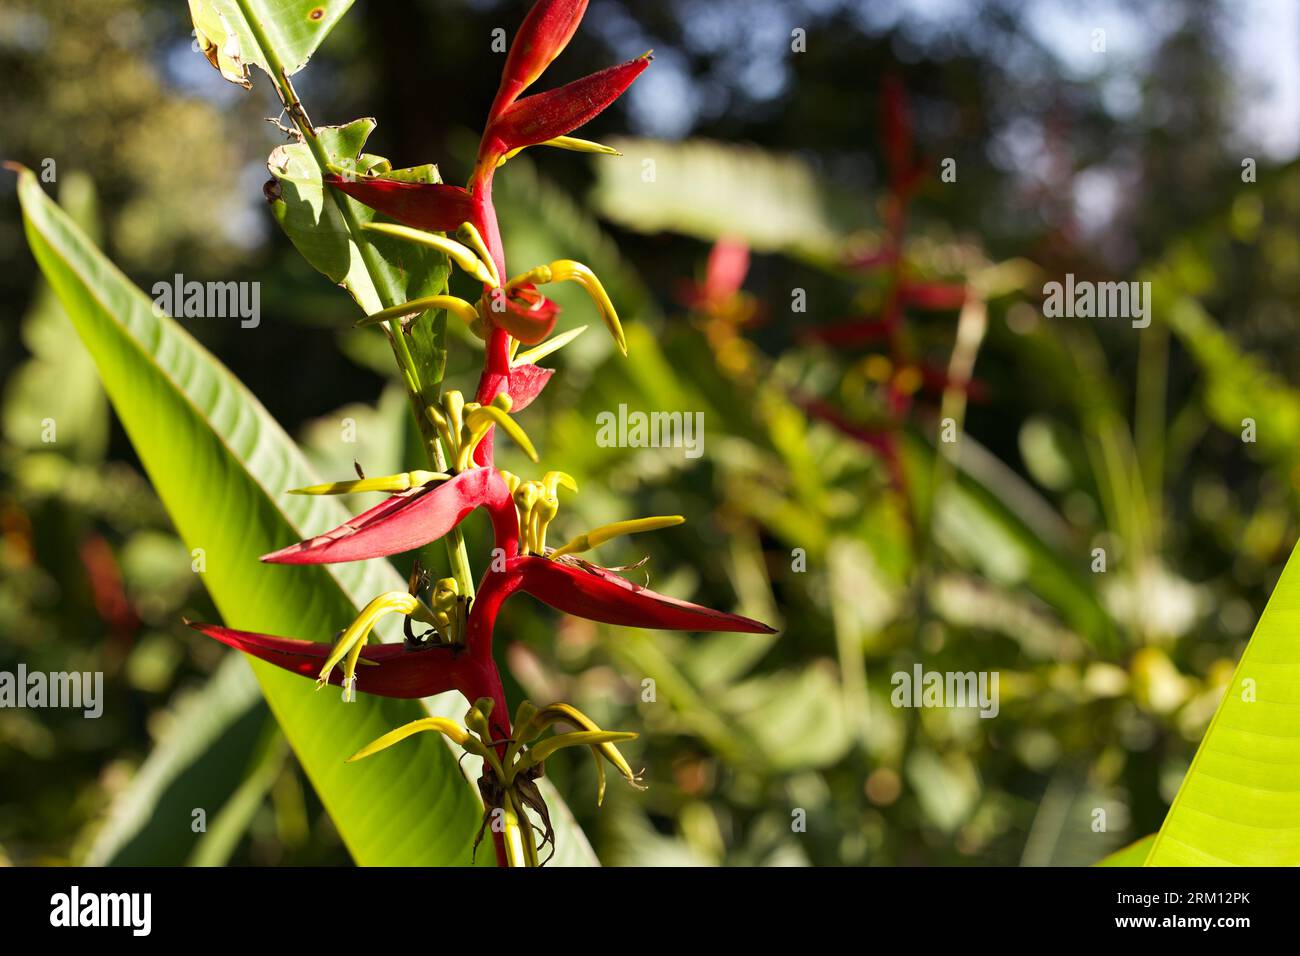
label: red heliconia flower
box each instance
[324,0,649,271]
[191,551,771,704]
[796,72,983,505]
[881,72,924,197]
[262,466,518,566]
[186,0,768,867]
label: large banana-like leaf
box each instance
[16,167,488,865]
[1096,834,1155,867]
[1146,538,1300,865]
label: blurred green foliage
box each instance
[3,0,1299,866]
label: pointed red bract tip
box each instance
[490,0,591,123]
[510,555,778,634]
[261,468,518,565]
[327,176,476,233]
[188,621,470,699]
[486,54,651,156]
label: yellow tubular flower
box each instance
[318,591,431,700]
[504,260,626,355]
[288,470,448,496]
[522,701,645,801]
[513,325,587,367]
[443,390,466,445]
[357,294,481,329]
[513,482,541,554]
[430,577,463,643]
[361,222,497,286]
[548,515,685,560]
[548,260,626,356]
[423,391,538,473]
[495,135,622,168]
[346,717,471,762]
[508,471,577,555]
[464,404,539,468]
[455,222,501,288]
[522,730,638,767]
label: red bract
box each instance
[506,363,555,411]
[327,177,476,233]
[881,73,924,196]
[482,55,652,159]
[512,556,775,633]
[677,237,750,310]
[488,0,590,123]
[491,283,561,344]
[261,468,517,565]
[188,622,496,700]
[703,238,750,302]
[464,554,774,664]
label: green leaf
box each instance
[724,664,851,772]
[589,137,872,264]
[1095,834,1156,867]
[267,119,451,401]
[927,433,1117,654]
[1165,292,1300,469]
[188,0,355,89]
[1147,537,1300,865]
[86,653,271,865]
[187,723,289,867]
[16,166,486,866]
[266,119,451,319]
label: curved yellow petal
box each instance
[357,295,480,329]
[288,470,448,495]
[346,717,470,762]
[513,326,588,367]
[548,515,684,560]
[527,730,638,765]
[466,405,539,463]
[361,223,496,286]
